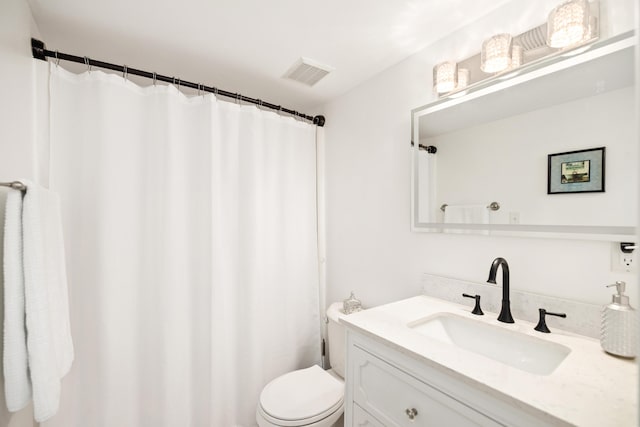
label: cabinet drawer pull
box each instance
[405,407,418,420]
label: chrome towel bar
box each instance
[0,181,27,191]
[440,202,500,212]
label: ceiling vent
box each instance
[284,57,334,86]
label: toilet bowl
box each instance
[256,303,346,427]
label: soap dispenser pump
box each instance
[600,281,637,358]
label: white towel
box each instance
[3,181,74,422]
[3,189,31,411]
[443,204,490,234]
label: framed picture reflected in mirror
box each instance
[548,147,605,194]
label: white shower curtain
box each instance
[417,149,436,223]
[42,66,320,427]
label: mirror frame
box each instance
[411,31,637,241]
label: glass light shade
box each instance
[457,68,470,89]
[511,45,524,69]
[481,33,513,73]
[547,0,590,48]
[433,61,458,94]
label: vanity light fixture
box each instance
[457,68,470,89]
[433,61,458,94]
[480,33,513,73]
[510,45,524,69]
[547,0,590,48]
[429,0,598,98]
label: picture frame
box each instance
[547,147,605,194]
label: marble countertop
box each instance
[341,295,638,427]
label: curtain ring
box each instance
[123,65,128,81]
[54,50,60,66]
[236,93,241,104]
[177,78,181,91]
[152,72,157,86]
[84,56,91,73]
[214,87,218,96]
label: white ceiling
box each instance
[27,0,514,113]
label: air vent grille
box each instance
[284,57,334,86]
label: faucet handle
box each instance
[462,293,484,316]
[534,308,566,333]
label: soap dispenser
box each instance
[600,281,637,358]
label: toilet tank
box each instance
[326,302,347,378]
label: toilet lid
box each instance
[259,365,344,421]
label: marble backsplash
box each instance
[421,273,602,339]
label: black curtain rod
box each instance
[410,141,437,153]
[31,39,326,127]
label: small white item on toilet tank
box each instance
[343,292,362,315]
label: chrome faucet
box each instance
[487,257,514,323]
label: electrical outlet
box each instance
[620,252,635,272]
[611,242,637,272]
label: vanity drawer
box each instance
[351,345,503,427]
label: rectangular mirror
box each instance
[411,32,637,240]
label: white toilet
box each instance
[256,302,346,427]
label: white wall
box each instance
[322,0,638,310]
[0,0,45,184]
[0,0,41,425]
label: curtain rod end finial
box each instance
[313,115,325,127]
[31,38,47,61]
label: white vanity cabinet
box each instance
[341,296,637,426]
[344,329,559,427]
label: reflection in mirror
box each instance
[411,32,637,240]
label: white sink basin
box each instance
[408,313,571,375]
